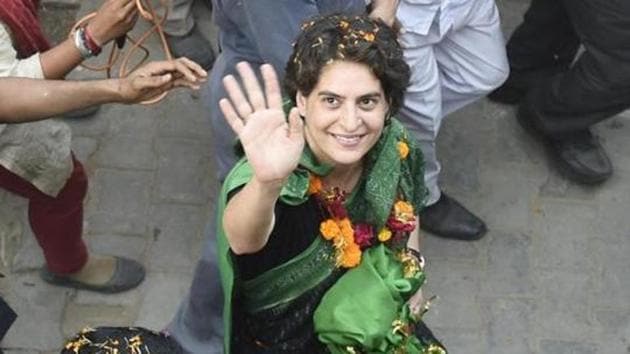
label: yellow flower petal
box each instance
[397,141,409,159]
[378,228,392,242]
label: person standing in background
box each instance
[489,0,630,184]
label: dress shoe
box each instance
[166,25,216,71]
[517,102,612,184]
[420,193,487,241]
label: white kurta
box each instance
[396,0,509,204]
[0,23,73,197]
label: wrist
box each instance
[407,247,426,270]
[250,177,286,196]
[84,23,105,47]
[73,27,102,59]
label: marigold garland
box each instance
[397,141,409,159]
[309,175,417,269]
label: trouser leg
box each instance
[164,0,196,36]
[527,0,630,136]
[436,0,509,116]
[506,0,579,71]
[166,214,224,354]
[0,156,88,274]
[397,40,443,205]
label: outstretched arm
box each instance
[0,58,206,123]
[221,62,304,254]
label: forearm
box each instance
[223,178,285,254]
[0,78,121,123]
[38,37,85,79]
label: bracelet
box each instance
[407,248,426,270]
[73,27,92,59]
[73,27,101,59]
[82,27,102,56]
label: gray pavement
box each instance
[1,0,629,353]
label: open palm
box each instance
[220,62,304,183]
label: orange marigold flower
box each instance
[320,219,340,240]
[397,141,409,159]
[363,32,375,42]
[377,227,392,242]
[340,243,362,268]
[394,200,414,218]
[339,20,350,30]
[308,175,323,195]
[338,218,354,242]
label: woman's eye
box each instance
[359,98,377,110]
[323,96,339,106]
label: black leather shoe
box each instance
[166,25,216,71]
[517,103,612,184]
[420,193,487,241]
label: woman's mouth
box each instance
[331,133,365,147]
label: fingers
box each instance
[132,58,207,84]
[171,57,207,82]
[219,98,244,135]
[236,62,266,111]
[134,74,172,90]
[223,74,253,120]
[261,64,283,109]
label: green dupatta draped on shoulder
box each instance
[216,118,445,353]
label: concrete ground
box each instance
[1,0,629,353]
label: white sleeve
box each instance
[0,23,44,79]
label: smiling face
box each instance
[296,60,389,169]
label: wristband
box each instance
[82,27,102,56]
[73,27,92,59]
[408,248,425,270]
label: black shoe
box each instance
[40,256,146,294]
[166,25,215,71]
[517,103,612,184]
[488,65,566,105]
[420,193,487,241]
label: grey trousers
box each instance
[163,0,211,36]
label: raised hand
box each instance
[220,62,304,184]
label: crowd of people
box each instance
[1,0,629,353]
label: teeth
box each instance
[333,134,362,145]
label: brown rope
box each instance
[70,0,173,104]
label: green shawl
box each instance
[217,118,428,353]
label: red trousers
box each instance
[0,155,88,274]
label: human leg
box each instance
[517,0,630,183]
[489,0,580,104]
[165,51,240,353]
[166,218,223,354]
[401,0,508,240]
[0,157,144,292]
[435,0,509,115]
[164,0,215,70]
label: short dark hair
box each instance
[284,14,410,116]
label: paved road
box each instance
[1,0,629,352]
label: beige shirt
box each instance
[0,23,73,197]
